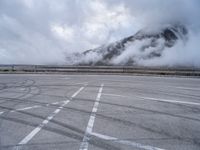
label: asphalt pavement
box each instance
[0,74,200,150]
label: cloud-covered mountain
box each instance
[0,0,200,66]
[68,24,188,66]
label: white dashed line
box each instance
[91,132,165,150]
[54,108,61,114]
[79,84,104,150]
[10,107,34,113]
[14,86,85,148]
[0,111,4,115]
[17,106,38,111]
[71,86,85,98]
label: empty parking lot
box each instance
[0,74,200,150]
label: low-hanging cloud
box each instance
[0,0,200,66]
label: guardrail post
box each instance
[12,65,14,72]
[34,65,37,72]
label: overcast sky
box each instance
[0,0,200,64]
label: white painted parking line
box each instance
[14,86,86,149]
[176,86,200,91]
[103,93,127,98]
[138,96,200,106]
[118,140,165,150]
[90,132,117,140]
[52,102,59,105]
[7,101,65,114]
[91,132,165,150]
[70,82,88,86]
[79,84,104,150]
[103,93,200,106]
[71,86,86,98]
[10,106,41,113]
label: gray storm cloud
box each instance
[0,0,200,66]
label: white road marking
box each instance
[52,102,59,105]
[53,108,61,114]
[11,107,34,113]
[0,111,4,115]
[8,101,66,114]
[118,140,165,150]
[10,105,41,113]
[103,93,200,106]
[102,93,127,98]
[91,132,165,150]
[90,132,117,140]
[176,86,200,91]
[79,84,104,150]
[139,96,200,106]
[16,102,68,146]
[70,82,88,86]
[72,86,85,98]
[11,100,65,113]
[118,139,165,150]
[20,88,25,91]
[15,86,85,148]
[17,106,40,111]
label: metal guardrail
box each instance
[0,65,200,76]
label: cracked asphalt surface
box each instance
[0,74,200,150]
